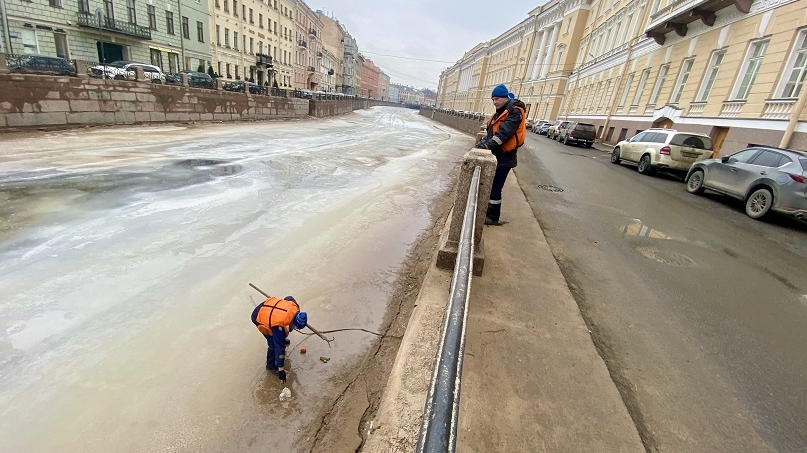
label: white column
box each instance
[541,22,561,78]
[532,29,549,79]
[527,30,542,80]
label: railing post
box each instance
[436,149,496,275]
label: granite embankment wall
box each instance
[419,107,486,137]
[0,73,396,129]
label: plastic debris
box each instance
[300,347,307,354]
[279,387,292,401]
[320,356,330,363]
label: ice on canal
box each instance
[0,107,471,452]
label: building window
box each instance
[168,52,178,72]
[166,11,174,35]
[564,17,572,34]
[696,50,725,102]
[216,25,220,44]
[649,64,669,104]
[234,32,239,50]
[600,79,611,107]
[632,69,650,105]
[182,16,189,39]
[555,46,565,71]
[259,13,263,28]
[217,61,222,76]
[249,37,254,54]
[779,30,807,98]
[146,5,156,30]
[126,0,136,23]
[150,48,162,68]
[618,73,634,107]
[670,58,694,104]
[104,0,115,22]
[249,8,253,23]
[49,0,62,8]
[242,5,245,19]
[224,0,228,13]
[78,0,89,13]
[224,28,230,47]
[226,63,231,78]
[733,39,769,100]
[235,65,239,79]
[197,21,204,42]
[233,0,238,16]
[215,0,219,8]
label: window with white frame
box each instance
[621,7,634,46]
[632,69,649,105]
[619,73,634,107]
[649,64,669,104]
[732,39,769,100]
[779,30,807,98]
[600,79,611,107]
[696,49,725,101]
[670,58,694,103]
[555,45,565,71]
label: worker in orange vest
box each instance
[251,295,308,383]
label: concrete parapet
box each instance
[436,149,496,275]
[134,67,145,81]
[181,73,189,87]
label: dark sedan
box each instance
[165,70,215,89]
[7,54,77,76]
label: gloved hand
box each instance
[475,140,489,149]
[278,370,287,383]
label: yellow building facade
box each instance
[439,0,807,155]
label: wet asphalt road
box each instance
[515,132,807,452]
[0,108,471,453]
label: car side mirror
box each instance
[721,156,730,163]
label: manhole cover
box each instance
[636,246,696,267]
[537,184,564,192]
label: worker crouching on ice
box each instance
[251,295,308,383]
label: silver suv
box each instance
[547,120,571,140]
[610,129,713,175]
[89,61,166,83]
[686,146,807,220]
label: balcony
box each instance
[256,53,273,67]
[307,66,315,73]
[720,100,745,118]
[297,39,307,48]
[688,102,705,117]
[76,12,152,40]
[762,99,796,119]
[644,0,751,45]
[308,28,316,36]
[317,51,323,58]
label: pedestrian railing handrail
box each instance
[416,165,480,453]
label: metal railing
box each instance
[417,166,480,453]
[76,12,152,40]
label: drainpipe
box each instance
[177,0,185,69]
[600,40,636,144]
[0,0,12,54]
[779,86,807,149]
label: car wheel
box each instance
[611,147,621,164]
[637,154,653,174]
[563,136,570,145]
[114,75,124,80]
[686,169,706,194]
[745,188,773,219]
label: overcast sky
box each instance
[309,0,546,91]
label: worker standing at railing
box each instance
[475,83,526,225]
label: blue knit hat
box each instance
[293,311,307,330]
[507,92,515,99]
[491,84,509,98]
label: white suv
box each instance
[90,61,166,83]
[610,129,713,175]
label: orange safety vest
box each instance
[487,105,527,152]
[254,297,300,336]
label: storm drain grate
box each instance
[537,184,564,192]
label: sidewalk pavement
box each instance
[362,168,644,452]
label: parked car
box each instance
[685,146,807,220]
[610,129,713,175]
[536,122,551,135]
[558,122,597,147]
[547,120,571,140]
[223,81,266,94]
[7,54,77,76]
[165,70,215,89]
[89,61,165,83]
[531,120,549,133]
[526,118,535,130]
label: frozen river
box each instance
[0,107,471,452]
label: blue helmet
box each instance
[293,311,307,330]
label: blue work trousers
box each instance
[486,166,512,222]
